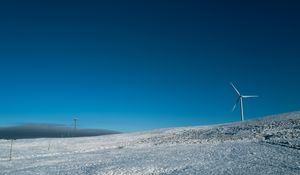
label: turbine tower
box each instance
[230,82,258,121]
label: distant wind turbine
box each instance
[73,118,78,130]
[73,118,78,137]
[230,82,258,121]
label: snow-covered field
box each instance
[1,112,300,175]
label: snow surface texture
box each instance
[1,112,300,175]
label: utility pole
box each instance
[9,139,13,161]
[48,141,51,151]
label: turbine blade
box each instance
[242,95,259,98]
[232,98,240,112]
[230,82,241,96]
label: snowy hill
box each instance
[0,112,300,175]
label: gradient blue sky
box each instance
[0,0,299,132]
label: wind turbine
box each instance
[73,118,78,130]
[230,82,258,121]
[73,118,78,137]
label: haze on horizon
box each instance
[0,0,299,132]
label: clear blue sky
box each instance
[0,0,299,132]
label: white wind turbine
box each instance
[230,82,258,121]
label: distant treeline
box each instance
[0,124,120,139]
